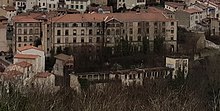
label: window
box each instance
[162,22,165,26]
[111,29,115,34]
[129,36,133,41]
[18,37,21,42]
[24,44,27,46]
[154,28,158,34]
[57,23,61,27]
[65,38,68,43]
[57,30,61,36]
[96,37,100,43]
[76,5,79,9]
[81,29,84,35]
[35,29,39,34]
[171,36,174,40]
[88,22,92,27]
[29,36,33,41]
[24,36,27,42]
[89,37,92,43]
[171,30,174,34]
[97,29,100,35]
[146,22,149,26]
[23,23,27,27]
[80,5,83,9]
[146,28,149,34]
[106,38,110,42]
[71,5,74,8]
[17,23,22,27]
[171,22,174,26]
[72,23,78,27]
[57,38,61,43]
[49,4,51,8]
[129,28,133,34]
[63,23,68,27]
[154,22,158,26]
[73,38,76,43]
[18,44,21,47]
[89,29,92,35]
[138,28,141,34]
[35,23,40,27]
[81,37,84,43]
[73,29,77,35]
[29,29,33,34]
[162,28,165,33]
[116,29,120,35]
[138,22,141,27]
[53,4,55,8]
[18,29,22,34]
[24,29,27,34]
[107,29,110,35]
[138,36,142,41]
[65,30,69,35]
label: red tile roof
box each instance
[1,70,23,79]
[184,8,202,14]
[15,61,32,68]
[4,6,16,11]
[52,12,176,23]
[13,15,41,23]
[14,54,39,59]
[35,72,52,78]
[17,45,44,52]
[165,2,185,8]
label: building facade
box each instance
[51,12,178,54]
[64,0,91,12]
[13,15,42,53]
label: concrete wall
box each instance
[175,10,190,28]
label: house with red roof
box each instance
[165,2,186,12]
[29,72,58,91]
[14,45,45,73]
[5,61,33,79]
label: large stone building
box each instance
[51,12,177,54]
[13,14,42,53]
[12,11,177,57]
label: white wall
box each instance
[165,4,176,12]
[20,49,45,72]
